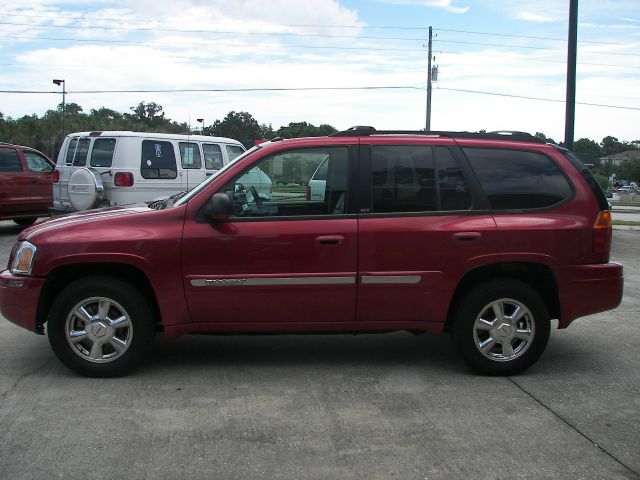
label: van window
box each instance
[203,143,223,170]
[65,139,78,165]
[0,148,22,172]
[179,142,202,169]
[90,138,116,167]
[141,140,178,179]
[73,138,90,166]
[226,145,244,161]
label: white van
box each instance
[52,131,247,212]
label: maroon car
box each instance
[0,143,54,226]
[0,128,623,377]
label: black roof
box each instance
[330,126,545,144]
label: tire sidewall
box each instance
[452,279,550,376]
[47,276,154,377]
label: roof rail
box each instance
[330,126,545,143]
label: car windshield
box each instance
[173,145,262,207]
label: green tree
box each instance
[210,111,264,142]
[276,122,337,138]
[572,138,604,163]
[601,136,627,156]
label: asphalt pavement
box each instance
[0,220,638,480]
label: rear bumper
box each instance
[553,262,624,328]
[0,270,44,334]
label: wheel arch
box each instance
[36,263,162,334]
[445,262,560,332]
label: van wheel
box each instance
[47,276,155,377]
[13,218,37,226]
[451,280,550,376]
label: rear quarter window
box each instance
[141,140,177,179]
[463,147,573,210]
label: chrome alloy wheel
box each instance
[64,297,133,363]
[472,298,535,362]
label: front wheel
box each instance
[47,276,155,377]
[451,280,550,376]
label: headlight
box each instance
[10,241,37,276]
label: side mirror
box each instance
[205,193,233,221]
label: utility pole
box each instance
[564,0,578,149]
[426,26,433,131]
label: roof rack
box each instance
[330,126,545,144]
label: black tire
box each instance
[47,276,155,377]
[13,218,37,227]
[451,279,550,376]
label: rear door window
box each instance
[179,142,202,169]
[203,143,223,170]
[141,140,177,179]
[65,139,78,165]
[90,138,116,167]
[73,138,90,166]
[0,148,22,172]
[463,148,572,210]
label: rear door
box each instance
[356,139,499,328]
[0,147,30,215]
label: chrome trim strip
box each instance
[190,276,356,287]
[361,275,422,284]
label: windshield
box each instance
[173,145,262,207]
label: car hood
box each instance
[19,206,151,242]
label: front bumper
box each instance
[0,270,45,334]
[553,262,624,328]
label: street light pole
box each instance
[197,118,205,134]
[53,79,66,142]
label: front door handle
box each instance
[453,232,482,242]
[315,235,344,245]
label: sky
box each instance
[0,0,639,142]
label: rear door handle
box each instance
[315,235,344,245]
[453,232,482,242]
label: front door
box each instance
[23,150,54,210]
[181,145,358,327]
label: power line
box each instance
[1,85,638,111]
[433,28,630,46]
[0,12,423,30]
[0,34,426,53]
[0,86,425,94]
[434,38,640,57]
[436,87,640,111]
[434,49,640,70]
[0,20,424,42]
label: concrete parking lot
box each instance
[0,220,638,480]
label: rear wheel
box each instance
[47,276,155,377]
[13,218,37,226]
[451,280,550,376]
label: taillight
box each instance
[52,169,60,183]
[593,211,612,255]
[306,185,311,201]
[114,172,134,187]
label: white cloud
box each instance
[517,11,556,23]
[378,0,469,14]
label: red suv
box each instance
[0,128,623,377]
[0,143,55,226]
